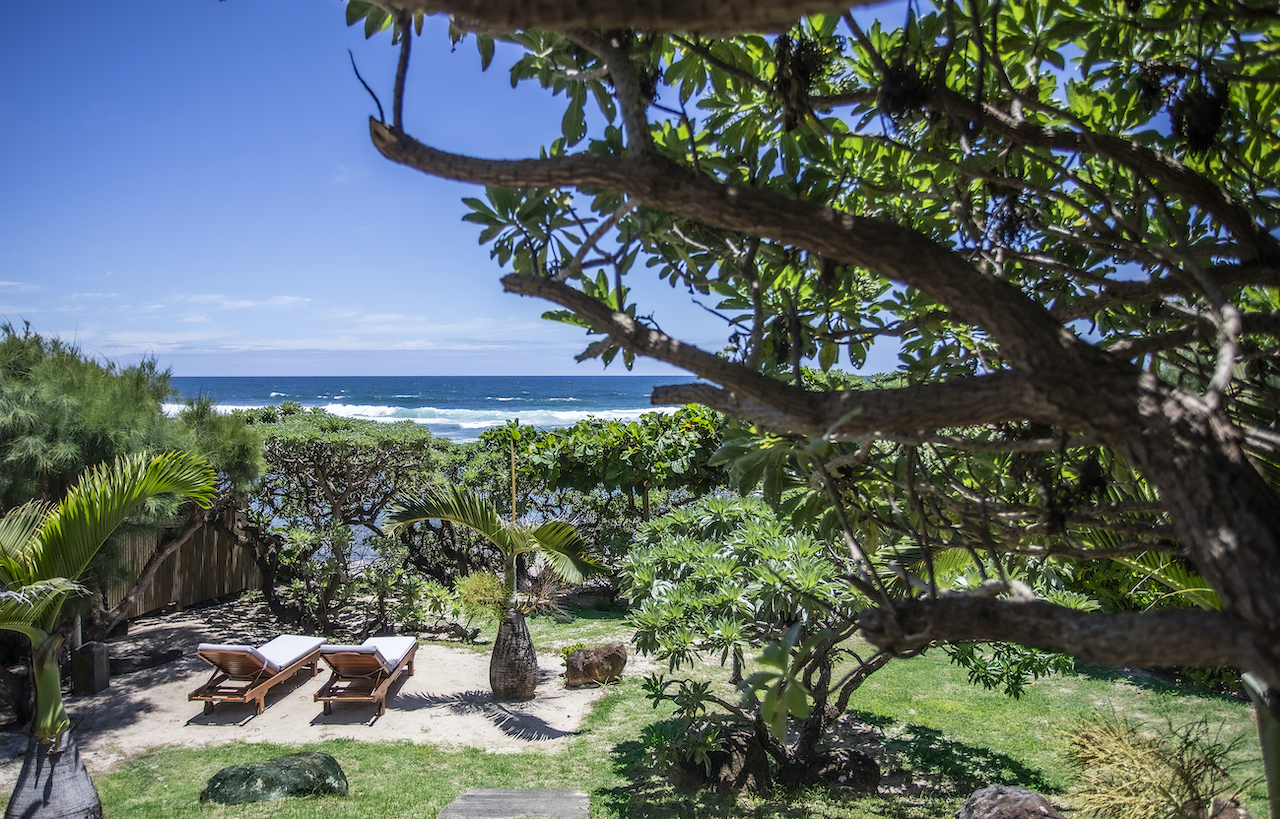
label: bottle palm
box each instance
[386,485,597,700]
[1,452,216,819]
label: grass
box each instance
[77,606,1269,818]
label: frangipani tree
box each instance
[386,484,597,700]
[2,451,216,819]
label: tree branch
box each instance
[859,596,1277,687]
[646,377,1049,439]
[933,88,1280,264]
[371,121,1107,390]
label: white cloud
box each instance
[0,281,43,292]
[181,295,311,310]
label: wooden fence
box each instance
[104,509,261,619]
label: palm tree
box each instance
[385,485,596,700]
[2,452,216,819]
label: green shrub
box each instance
[456,572,508,621]
[560,643,588,665]
[1062,712,1251,819]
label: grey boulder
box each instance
[956,785,1065,819]
[200,751,348,805]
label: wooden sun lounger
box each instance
[314,637,419,716]
[189,635,325,715]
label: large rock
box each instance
[199,752,348,805]
[564,643,627,687]
[956,785,1065,819]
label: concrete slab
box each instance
[437,788,589,819]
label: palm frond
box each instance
[1115,552,1220,610]
[0,578,84,631]
[0,502,53,586]
[529,520,599,585]
[385,485,514,556]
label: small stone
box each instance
[199,752,348,805]
[564,643,627,687]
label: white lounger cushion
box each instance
[363,636,416,671]
[196,643,269,669]
[320,637,416,673]
[254,635,325,672]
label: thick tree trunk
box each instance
[5,731,102,819]
[489,609,537,701]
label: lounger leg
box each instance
[324,702,332,715]
[204,701,215,715]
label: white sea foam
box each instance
[163,401,676,442]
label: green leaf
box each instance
[562,99,587,147]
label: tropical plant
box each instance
[385,484,598,700]
[0,325,263,643]
[1062,713,1254,819]
[0,451,216,819]
[623,496,889,786]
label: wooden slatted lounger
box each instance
[189,635,326,715]
[314,637,419,716]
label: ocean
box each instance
[166,375,691,443]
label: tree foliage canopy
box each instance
[347,0,1280,689]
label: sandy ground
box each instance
[0,598,628,789]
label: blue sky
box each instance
[1,1,899,377]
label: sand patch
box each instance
[0,598,621,788]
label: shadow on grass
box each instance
[526,604,629,626]
[844,711,1056,796]
[599,715,1001,818]
[1070,662,1247,703]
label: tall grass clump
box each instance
[1062,712,1254,819]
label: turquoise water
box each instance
[167,375,691,442]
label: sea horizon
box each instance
[168,374,694,443]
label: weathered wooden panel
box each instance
[104,509,260,619]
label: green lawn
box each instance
[84,606,1266,818]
